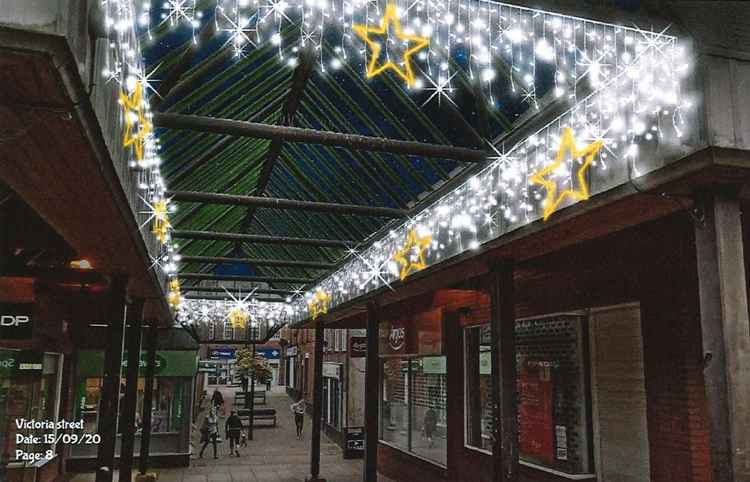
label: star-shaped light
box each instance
[307,289,332,320]
[530,127,604,221]
[392,228,432,281]
[223,287,258,329]
[352,3,430,87]
[422,71,458,107]
[167,279,182,310]
[119,81,152,164]
[150,198,171,244]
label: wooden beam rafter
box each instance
[153,113,488,162]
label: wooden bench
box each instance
[234,390,266,406]
[237,408,277,427]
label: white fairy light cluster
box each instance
[281,26,694,322]
[100,0,181,291]
[138,0,684,108]
[178,298,293,336]
[100,0,695,324]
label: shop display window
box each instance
[78,377,188,435]
[0,351,62,463]
[463,315,592,475]
[380,356,447,467]
[464,325,493,452]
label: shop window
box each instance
[463,315,592,475]
[464,325,493,452]
[380,356,448,467]
[223,322,233,340]
[0,351,62,463]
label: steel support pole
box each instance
[363,302,379,482]
[119,299,144,482]
[248,341,257,441]
[95,274,128,482]
[139,322,158,474]
[307,323,326,482]
[489,261,518,482]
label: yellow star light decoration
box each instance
[151,199,171,245]
[119,81,152,164]
[530,127,604,221]
[352,3,430,87]
[167,279,182,310]
[392,228,432,281]
[307,289,332,320]
[228,306,250,329]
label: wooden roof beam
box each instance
[180,286,296,295]
[167,190,407,217]
[153,113,488,162]
[183,294,287,302]
[180,255,334,270]
[172,229,352,248]
[179,273,313,284]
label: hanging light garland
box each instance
[99,0,695,324]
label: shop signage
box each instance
[322,362,341,380]
[479,350,491,375]
[122,352,168,374]
[344,427,364,459]
[256,348,281,359]
[286,346,298,357]
[421,356,446,374]
[0,350,43,375]
[519,359,555,465]
[0,303,34,339]
[77,350,198,377]
[379,307,443,357]
[209,348,236,359]
[349,337,367,358]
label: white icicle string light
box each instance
[100,0,694,322]
[179,299,292,330]
[102,0,182,294]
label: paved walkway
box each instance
[70,386,382,482]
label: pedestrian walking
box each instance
[290,399,305,439]
[199,409,219,459]
[211,388,225,416]
[423,407,437,448]
[225,410,243,457]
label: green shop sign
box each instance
[122,352,168,375]
[76,350,197,378]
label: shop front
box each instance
[321,362,344,444]
[67,349,197,469]
[374,215,713,482]
[0,349,64,482]
[285,346,298,397]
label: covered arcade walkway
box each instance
[69,387,369,482]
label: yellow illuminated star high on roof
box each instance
[352,3,430,87]
[119,81,152,164]
[392,228,432,281]
[530,127,604,221]
[308,289,332,320]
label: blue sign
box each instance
[209,348,236,359]
[256,348,280,360]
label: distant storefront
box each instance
[0,349,64,477]
[67,349,197,469]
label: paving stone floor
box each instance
[70,386,393,482]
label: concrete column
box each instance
[694,191,750,481]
